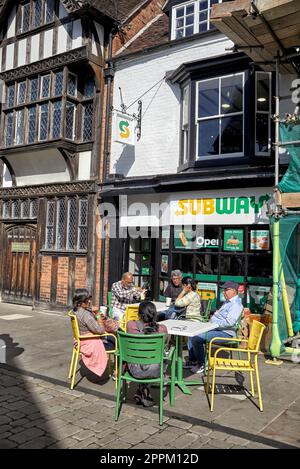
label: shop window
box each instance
[195,253,218,275]
[247,253,272,278]
[197,73,244,158]
[219,254,245,276]
[172,252,194,276]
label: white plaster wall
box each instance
[57,24,68,54]
[43,29,54,58]
[110,34,233,177]
[94,22,104,56]
[78,151,92,180]
[6,43,14,70]
[18,39,27,67]
[30,34,40,63]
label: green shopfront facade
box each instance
[111,186,273,314]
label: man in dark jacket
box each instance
[158,270,185,320]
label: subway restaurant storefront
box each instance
[117,187,273,314]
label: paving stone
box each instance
[0,431,13,439]
[0,424,11,434]
[18,436,56,449]
[97,433,118,445]
[6,411,26,420]
[8,427,45,444]
[72,430,95,441]
[186,436,211,448]
[52,424,83,440]
[209,430,231,440]
[139,424,160,435]
[190,425,213,436]
[167,418,193,430]
[226,435,250,446]
[0,415,12,425]
[10,426,27,434]
[103,439,133,449]
[172,433,199,448]
[204,438,234,449]
[69,437,100,449]
[0,439,18,449]
[119,431,149,445]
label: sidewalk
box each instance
[0,303,299,449]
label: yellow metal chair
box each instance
[68,312,118,390]
[119,305,139,332]
[206,320,266,412]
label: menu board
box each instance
[224,229,244,251]
[161,227,170,249]
[174,228,194,249]
[161,255,169,274]
[248,285,271,313]
[250,230,270,250]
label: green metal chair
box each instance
[115,331,175,426]
[107,291,113,318]
[201,299,213,322]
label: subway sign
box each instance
[170,193,271,225]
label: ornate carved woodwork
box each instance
[0,181,97,198]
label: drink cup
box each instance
[100,306,108,316]
[166,297,172,307]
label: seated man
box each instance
[111,272,145,320]
[189,281,243,374]
[158,270,186,320]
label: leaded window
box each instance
[39,103,49,141]
[29,78,39,101]
[21,200,30,218]
[56,199,66,249]
[45,0,55,23]
[30,199,38,218]
[5,112,14,146]
[41,74,51,99]
[53,71,64,97]
[12,200,21,218]
[28,106,37,144]
[2,201,10,218]
[67,198,77,250]
[7,84,15,107]
[65,102,76,140]
[51,101,62,139]
[17,82,27,105]
[78,199,88,250]
[45,198,88,251]
[46,200,55,249]
[33,0,43,28]
[84,77,95,99]
[15,109,25,145]
[21,2,31,33]
[67,73,77,97]
[82,103,93,142]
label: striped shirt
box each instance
[175,291,202,322]
[74,307,105,336]
[111,281,142,315]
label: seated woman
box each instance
[127,301,168,407]
[73,289,115,377]
[175,277,202,322]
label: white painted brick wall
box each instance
[110,34,234,177]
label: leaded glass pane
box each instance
[17,82,27,105]
[67,73,77,97]
[53,71,63,96]
[41,75,51,99]
[84,77,94,99]
[78,199,88,250]
[82,103,93,141]
[7,85,15,107]
[51,101,62,139]
[5,112,14,147]
[15,110,25,145]
[30,199,38,218]
[79,199,88,226]
[56,199,66,249]
[12,200,21,218]
[39,104,49,141]
[65,102,76,140]
[30,78,39,101]
[28,106,37,144]
[78,226,87,250]
[2,201,10,218]
[21,200,30,218]
[33,0,43,28]
[21,3,31,33]
[45,0,55,23]
[46,200,55,249]
[67,198,76,250]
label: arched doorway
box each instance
[2,225,36,305]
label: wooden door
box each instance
[2,225,36,305]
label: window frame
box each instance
[255,71,272,156]
[195,72,245,160]
[171,0,221,40]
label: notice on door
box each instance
[11,242,30,253]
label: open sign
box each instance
[196,236,219,248]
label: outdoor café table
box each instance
[160,319,218,396]
[128,301,167,312]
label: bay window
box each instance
[197,73,244,158]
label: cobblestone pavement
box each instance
[0,303,300,449]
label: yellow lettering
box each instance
[189,199,201,215]
[175,200,188,216]
[203,199,215,215]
